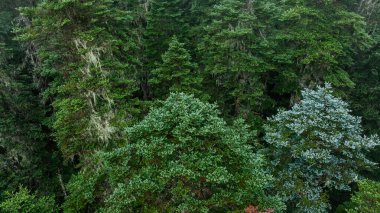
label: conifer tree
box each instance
[145,0,191,64]
[199,0,275,119]
[264,84,380,212]
[1,0,380,211]
[141,0,195,100]
[0,0,60,200]
[19,0,139,160]
[270,0,371,103]
[348,0,380,181]
[349,29,380,135]
[63,93,284,212]
[151,36,201,98]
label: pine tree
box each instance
[151,36,201,98]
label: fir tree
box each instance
[199,0,276,119]
[264,84,380,212]
[151,36,201,98]
[145,0,191,64]
[18,0,139,160]
[142,0,194,100]
[270,0,371,103]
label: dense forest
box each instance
[0,0,380,212]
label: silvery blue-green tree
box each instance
[264,83,379,212]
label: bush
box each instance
[346,179,380,213]
[0,186,57,213]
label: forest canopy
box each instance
[0,0,380,212]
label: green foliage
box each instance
[18,0,139,159]
[151,36,202,97]
[62,165,105,212]
[199,0,275,119]
[0,186,57,213]
[145,0,192,64]
[271,0,371,100]
[349,49,380,136]
[142,0,196,100]
[1,0,380,212]
[346,179,380,213]
[348,0,380,181]
[64,93,284,212]
[264,84,379,212]
[0,0,62,201]
[348,48,380,181]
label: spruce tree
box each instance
[145,0,191,64]
[199,0,275,119]
[151,36,201,98]
[270,0,371,103]
[264,84,379,212]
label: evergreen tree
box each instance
[270,0,371,103]
[1,0,380,211]
[264,84,379,212]
[63,93,284,212]
[151,36,201,98]
[199,0,276,119]
[142,0,194,100]
[18,0,139,160]
[145,0,191,64]
[0,0,61,200]
[347,0,380,181]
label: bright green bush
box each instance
[0,186,57,213]
[346,179,380,213]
